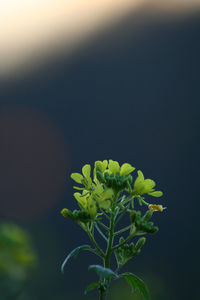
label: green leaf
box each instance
[84,282,99,294]
[121,272,150,300]
[61,245,94,273]
[89,265,118,279]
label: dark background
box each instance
[0,7,200,300]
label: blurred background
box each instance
[0,0,200,299]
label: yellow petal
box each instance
[134,170,144,189]
[99,200,111,209]
[95,160,108,173]
[82,164,91,180]
[74,192,87,208]
[148,191,163,197]
[101,188,114,201]
[120,163,135,175]
[102,160,108,171]
[143,179,156,193]
[71,173,83,184]
[108,160,120,175]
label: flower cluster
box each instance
[61,159,164,221]
[60,159,166,300]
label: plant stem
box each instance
[112,227,136,251]
[115,201,131,226]
[114,225,132,236]
[95,224,108,242]
[99,193,118,300]
[86,225,105,258]
[99,289,106,300]
[96,220,109,231]
[104,193,117,268]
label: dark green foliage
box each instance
[131,211,158,234]
[61,245,94,273]
[88,265,118,279]
[103,171,132,191]
[115,237,146,268]
[121,272,150,300]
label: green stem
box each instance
[86,225,105,258]
[95,224,108,242]
[115,204,130,225]
[99,288,106,300]
[96,220,109,231]
[104,193,117,268]
[97,193,119,300]
[99,208,110,220]
[112,227,136,251]
[114,225,132,236]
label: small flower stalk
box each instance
[60,159,166,300]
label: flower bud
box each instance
[143,210,153,222]
[61,208,73,219]
[135,237,146,251]
[96,170,105,183]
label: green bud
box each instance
[61,208,73,219]
[119,236,125,244]
[73,211,91,223]
[127,175,133,184]
[135,237,146,251]
[143,210,153,222]
[147,226,159,234]
[96,170,105,183]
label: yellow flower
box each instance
[120,163,135,176]
[73,190,97,218]
[93,160,108,183]
[71,164,92,189]
[108,160,120,175]
[74,190,88,209]
[95,160,108,173]
[107,160,135,176]
[94,186,113,210]
[133,170,163,197]
[82,164,91,180]
[148,204,165,212]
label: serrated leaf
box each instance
[121,272,150,300]
[84,282,99,294]
[61,245,93,273]
[89,265,118,279]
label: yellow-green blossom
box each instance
[71,164,92,189]
[107,160,135,176]
[73,184,113,218]
[120,163,135,175]
[74,190,88,209]
[133,170,163,197]
[74,190,97,217]
[108,160,120,175]
[93,185,113,210]
[95,160,108,173]
[93,160,108,182]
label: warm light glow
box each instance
[0,0,199,76]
